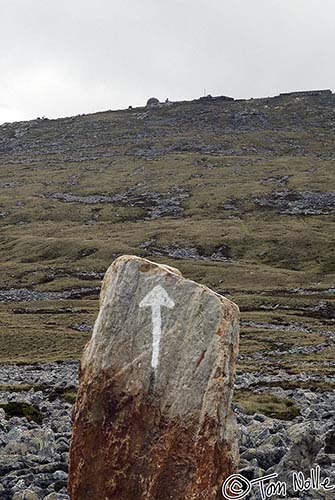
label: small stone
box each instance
[254,428,270,445]
[254,413,266,422]
[13,490,40,500]
[316,453,332,466]
[11,479,26,492]
[52,471,68,482]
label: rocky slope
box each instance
[0,91,334,498]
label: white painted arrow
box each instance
[139,285,175,371]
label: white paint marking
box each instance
[139,285,175,371]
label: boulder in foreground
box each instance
[69,255,240,499]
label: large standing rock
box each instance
[69,255,239,499]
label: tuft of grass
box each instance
[63,389,78,404]
[46,386,78,404]
[234,390,300,420]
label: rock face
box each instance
[69,255,240,500]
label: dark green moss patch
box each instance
[0,401,43,424]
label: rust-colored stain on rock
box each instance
[69,370,236,500]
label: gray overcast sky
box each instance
[0,0,334,123]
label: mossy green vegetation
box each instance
[63,389,78,404]
[234,390,300,420]
[0,401,43,423]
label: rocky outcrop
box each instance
[278,89,332,98]
[69,255,240,499]
[146,97,160,107]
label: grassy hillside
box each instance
[0,93,334,384]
